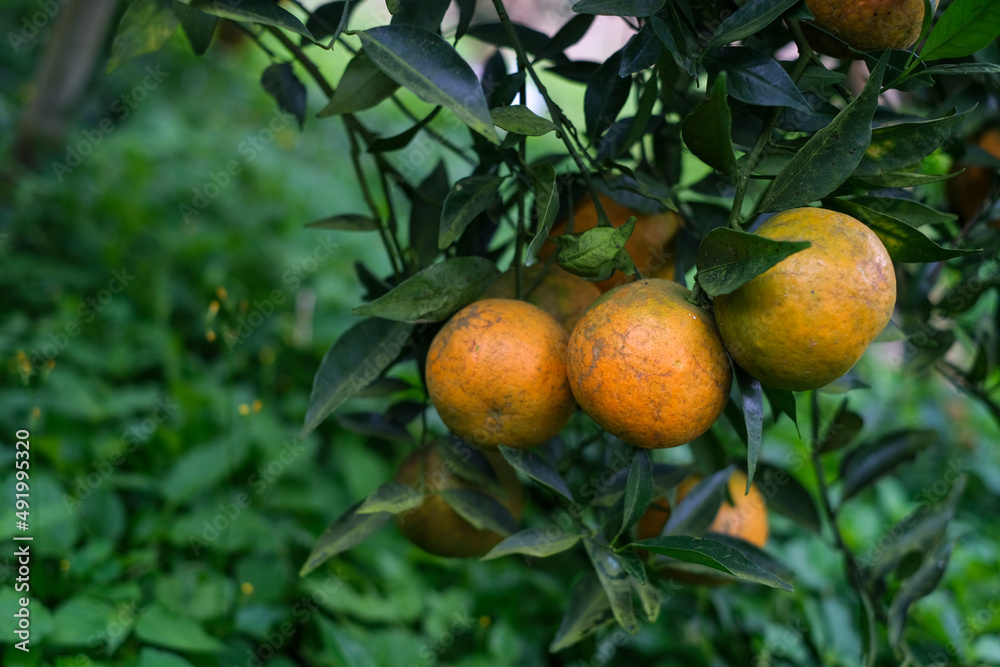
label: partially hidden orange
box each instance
[482,265,601,333]
[803,0,925,57]
[946,127,1000,227]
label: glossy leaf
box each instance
[526,164,559,266]
[888,541,953,650]
[173,1,217,55]
[620,449,653,537]
[490,105,557,136]
[439,488,518,535]
[619,23,662,76]
[359,26,500,144]
[705,0,798,50]
[856,109,974,176]
[632,535,794,591]
[681,73,737,179]
[584,49,630,138]
[438,175,504,249]
[549,574,614,652]
[356,481,424,515]
[708,532,795,581]
[695,227,811,297]
[481,527,582,560]
[499,445,574,502]
[583,539,639,634]
[261,63,306,129]
[189,0,314,40]
[352,256,498,322]
[651,15,696,77]
[108,0,178,74]
[389,0,450,32]
[553,216,637,281]
[299,500,393,575]
[755,463,822,534]
[572,0,665,17]
[300,318,414,438]
[920,0,1000,61]
[702,47,812,114]
[662,466,731,537]
[839,429,938,503]
[317,52,398,117]
[733,366,763,489]
[843,196,957,229]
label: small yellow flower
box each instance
[206,330,217,342]
[241,582,254,595]
[238,404,251,416]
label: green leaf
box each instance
[733,366,763,490]
[615,74,659,158]
[352,256,499,322]
[681,73,738,179]
[619,23,662,76]
[707,532,795,581]
[189,0,314,40]
[705,0,798,50]
[754,463,822,534]
[839,429,938,503]
[817,397,864,454]
[620,449,653,537]
[389,0,451,32]
[920,0,1000,61]
[584,49,630,138]
[526,164,559,266]
[481,527,582,560]
[651,15,696,77]
[356,481,424,514]
[261,63,306,129]
[572,0,665,17]
[139,647,196,667]
[107,0,178,74]
[856,109,975,176]
[359,26,500,144]
[499,445,574,502]
[553,216,637,281]
[49,596,122,647]
[317,52,398,117]
[439,488,518,535]
[853,170,958,188]
[695,227,811,297]
[828,197,980,263]
[662,466,730,537]
[888,541,953,650]
[134,605,225,652]
[922,62,1000,75]
[583,539,639,634]
[438,175,504,249]
[299,500,393,575]
[490,105,557,136]
[305,1,348,43]
[300,318,414,438]
[632,535,794,591]
[617,549,648,584]
[305,214,380,231]
[702,47,812,114]
[651,463,693,498]
[758,52,889,213]
[549,574,615,652]
[407,161,448,267]
[173,2,217,55]
[842,196,957,229]
[763,386,798,432]
[436,439,507,498]
[537,14,595,62]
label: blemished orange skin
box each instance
[804,0,925,56]
[540,194,683,292]
[426,298,575,449]
[947,128,1000,226]
[567,279,732,449]
[482,265,602,333]
[714,208,896,392]
[394,446,524,558]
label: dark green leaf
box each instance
[189,0,314,40]
[629,564,659,621]
[733,366,763,490]
[763,386,798,432]
[299,500,393,575]
[572,0,665,17]
[707,532,795,581]
[408,162,448,267]
[437,439,506,497]
[856,109,975,176]
[481,527,581,560]
[860,587,877,667]
[526,164,559,266]
[553,216,637,281]
[306,1,348,43]
[828,197,980,263]
[490,105,557,136]
[759,52,888,212]
[888,541,953,650]
[173,1,217,55]
[755,464,822,533]
[439,488,518,535]
[549,574,614,652]
[359,26,500,144]
[651,463,692,498]
[438,175,504,249]
[703,47,812,114]
[135,605,225,652]
[839,429,938,503]
[466,23,552,59]
[300,318,414,438]
[369,107,440,152]
[353,257,497,322]
[583,539,639,634]
[338,411,412,440]
[682,73,737,179]
[455,0,475,40]
[705,0,798,50]
[261,63,306,129]
[632,535,794,591]
[817,398,864,454]
[695,227,811,297]
[499,445,574,502]
[585,49,630,138]
[922,62,1000,75]
[389,0,450,32]
[619,23,662,76]
[920,0,1000,61]
[536,14,595,61]
[356,481,424,514]
[854,171,958,188]
[796,65,846,93]
[842,196,957,228]
[617,549,647,585]
[108,0,178,74]
[651,15,696,77]
[620,449,653,537]
[663,466,731,537]
[317,52,398,117]
[355,377,411,398]
[615,74,659,158]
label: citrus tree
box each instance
[105,0,1000,663]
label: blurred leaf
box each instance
[300,500,393,575]
[537,14,595,61]
[620,448,653,537]
[389,0,450,32]
[49,596,122,647]
[619,23,662,76]
[663,466,731,537]
[338,411,412,440]
[439,175,505,249]
[695,227,811,297]
[499,445,574,501]
[135,605,225,652]
[829,197,980,262]
[317,52,398,117]
[408,161,448,267]
[300,318,414,438]
[353,256,498,322]
[920,0,1000,61]
[585,49,630,138]
[526,164,559,266]
[261,63,306,129]
[839,429,938,503]
[651,463,692,497]
[306,214,380,231]
[572,0,665,17]
[549,574,614,652]
[305,1,348,43]
[705,0,798,50]
[888,541,953,650]
[315,615,378,667]
[617,549,647,584]
[359,26,500,144]
[161,440,249,504]
[356,481,424,514]
[436,439,507,497]
[758,52,888,212]
[860,587,878,667]
[616,74,659,158]
[733,366,763,490]
[440,488,518,535]
[682,73,737,179]
[632,535,794,590]
[466,23,553,59]
[490,105,557,136]
[138,647,196,667]
[482,527,582,560]
[553,216,637,281]
[108,0,178,74]
[455,0,475,40]
[583,538,639,634]
[173,2,217,55]
[629,566,660,621]
[370,106,442,152]
[189,0,314,40]
[856,109,974,176]
[703,47,812,113]
[817,398,864,454]
[763,386,798,432]
[922,62,1000,75]
[756,463,822,533]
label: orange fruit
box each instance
[567,279,731,449]
[540,193,683,292]
[481,265,602,333]
[426,298,575,449]
[714,208,896,392]
[394,444,524,558]
[803,0,925,57]
[946,128,1000,226]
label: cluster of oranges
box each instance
[395,194,896,568]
